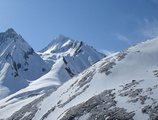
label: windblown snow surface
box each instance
[1,36,158,120]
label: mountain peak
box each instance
[40,35,75,53]
[5,28,18,37]
[55,34,69,41]
[5,28,16,33]
[50,34,72,46]
[0,28,20,43]
[0,28,33,52]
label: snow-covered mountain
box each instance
[1,37,158,120]
[15,35,105,102]
[0,28,49,99]
[0,29,104,101]
[37,35,105,84]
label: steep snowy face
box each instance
[0,29,48,99]
[39,35,105,82]
[3,37,158,120]
[40,35,104,62]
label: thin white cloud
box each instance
[140,18,158,38]
[116,34,132,45]
[100,49,114,55]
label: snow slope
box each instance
[0,28,49,99]
[2,37,158,120]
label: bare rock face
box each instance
[60,89,135,120]
[7,90,53,120]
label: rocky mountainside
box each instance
[0,28,49,99]
[1,37,158,120]
[0,28,104,103]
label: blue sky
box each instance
[0,0,158,53]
